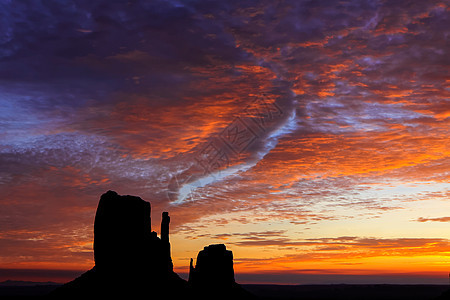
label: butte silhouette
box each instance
[50,190,253,299]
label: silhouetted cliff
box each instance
[50,191,252,299]
[51,191,184,297]
[189,244,252,298]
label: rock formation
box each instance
[189,244,253,298]
[50,190,253,299]
[51,191,184,297]
[93,191,179,284]
[189,244,235,289]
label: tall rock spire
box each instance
[161,211,170,243]
[161,211,173,272]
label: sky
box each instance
[0,0,449,285]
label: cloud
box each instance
[231,235,450,252]
[415,217,450,223]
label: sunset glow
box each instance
[0,0,449,284]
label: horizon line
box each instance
[1,268,449,285]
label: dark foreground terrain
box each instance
[244,284,450,299]
[0,282,449,299]
[0,282,59,298]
